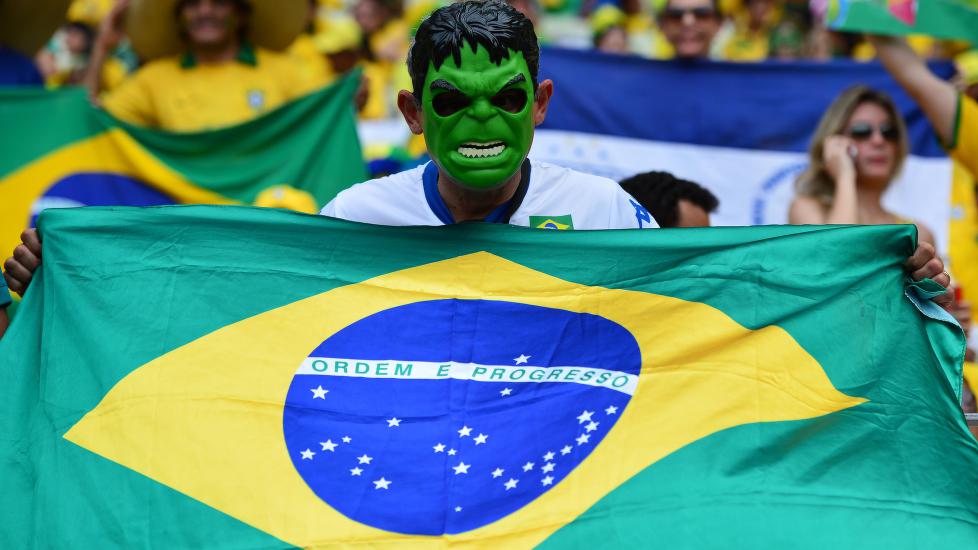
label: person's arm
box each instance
[869,34,958,146]
[0,308,8,340]
[82,0,131,104]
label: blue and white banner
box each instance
[533,48,954,251]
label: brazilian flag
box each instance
[1,206,977,547]
[825,0,978,42]
[0,72,366,264]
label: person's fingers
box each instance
[2,268,20,295]
[904,241,935,273]
[21,228,41,257]
[3,257,32,295]
[928,269,951,288]
[12,244,39,272]
[932,291,953,311]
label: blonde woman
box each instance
[789,85,935,245]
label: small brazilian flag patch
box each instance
[530,215,574,230]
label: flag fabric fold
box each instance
[0,205,975,548]
[0,72,366,262]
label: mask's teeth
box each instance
[457,143,507,158]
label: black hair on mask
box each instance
[408,0,538,100]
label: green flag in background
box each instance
[824,0,978,43]
[1,206,976,548]
[0,72,366,263]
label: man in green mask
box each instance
[322,0,657,229]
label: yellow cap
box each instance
[591,5,626,34]
[67,0,113,26]
[313,17,362,54]
[253,185,319,214]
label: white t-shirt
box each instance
[320,160,658,230]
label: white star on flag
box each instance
[387,417,401,427]
[350,467,363,476]
[491,468,504,478]
[342,436,352,443]
[373,477,391,490]
[474,433,488,445]
[455,506,463,512]
[448,448,458,456]
[542,476,554,486]
[319,439,338,452]
[605,405,618,415]
[514,354,530,365]
[458,425,473,437]
[310,386,328,399]
[300,449,315,460]
[522,461,535,472]
[576,410,594,424]
[585,421,599,432]
[500,388,513,396]
[543,451,555,461]
[542,462,555,473]
[357,454,373,464]
[433,443,446,453]
[560,445,572,455]
[453,462,470,475]
[576,433,591,446]
[504,478,519,490]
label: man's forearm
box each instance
[82,41,113,102]
[870,35,958,145]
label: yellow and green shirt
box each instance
[104,45,324,132]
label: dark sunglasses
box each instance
[846,122,899,142]
[660,7,717,22]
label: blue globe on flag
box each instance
[283,299,642,535]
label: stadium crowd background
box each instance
[21,0,978,121]
[1,0,977,422]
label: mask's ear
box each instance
[397,90,424,135]
[532,79,554,126]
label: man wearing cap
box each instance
[83,0,325,131]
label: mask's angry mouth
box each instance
[457,141,506,159]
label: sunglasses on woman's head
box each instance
[660,7,717,22]
[846,122,899,142]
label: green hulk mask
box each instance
[420,45,536,190]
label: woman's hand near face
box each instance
[823,135,856,184]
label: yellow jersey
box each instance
[949,94,978,178]
[103,45,323,132]
[948,95,978,304]
[286,33,337,91]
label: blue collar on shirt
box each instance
[421,160,531,224]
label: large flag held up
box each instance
[0,72,365,262]
[532,48,956,251]
[1,206,976,547]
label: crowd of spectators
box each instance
[7,0,976,124]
